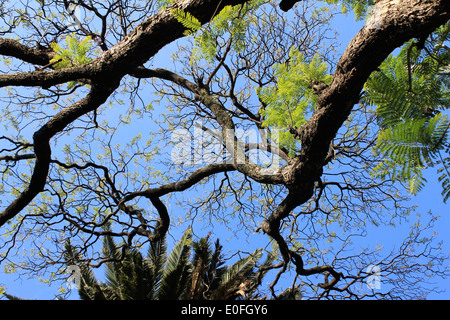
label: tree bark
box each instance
[261,0,450,284]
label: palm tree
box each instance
[64,228,282,300]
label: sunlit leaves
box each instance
[364,25,450,197]
[50,33,96,69]
[189,0,266,65]
[257,47,332,156]
[171,8,202,36]
[372,115,449,194]
[437,156,450,203]
[322,0,376,20]
[50,33,99,89]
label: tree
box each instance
[364,24,450,200]
[63,228,284,300]
[0,0,449,300]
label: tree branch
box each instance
[0,0,257,227]
[0,38,55,66]
[261,0,450,288]
[122,163,237,201]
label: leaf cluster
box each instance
[322,0,376,20]
[257,47,332,156]
[364,23,450,198]
[181,0,267,64]
[50,33,96,69]
[63,228,277,300]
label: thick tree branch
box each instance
[261,0,450,288]
[129,67,199,92]
[0,0,256,228]
[0,0,254,89]
[131,66,288,184]
[123,163,237,201]
[0,38,55,66]
[0,66,93,88]
[279,0,302,12]
[0,82,118,227]
[147,196,170,242]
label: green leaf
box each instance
[371,114,449,194]
[365,29,450,196]
[437,156,450,202]
[50,33,95,69]
[50,33,98,88]
[257,47,332,156]
[189,0,265,65]
[171,8,202,36]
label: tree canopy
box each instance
[0,0,449,300]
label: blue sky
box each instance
[1,2,449,300]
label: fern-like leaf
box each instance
[365,27,450,197]
[171,8,202,36]
[372,114,449,194]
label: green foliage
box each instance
[171,8,202,36]
[437,156,450,202]
[322,0,376,20]
[189,0,266,64]
[156,0,176,10]
[157,228,193,299]
[364,23,450,197]
[50,33,98,89]
[257,47,332,156]
[50,33,96,69]
[371,115,448,194]
[63,228,276,300]
[170,2,258,64]
[64,239,109,300]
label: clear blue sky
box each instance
[1,2,449,300]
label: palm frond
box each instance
[210,249,263,300]
[157,228,193,299]
[64,241,108,300]
[102,235,122,296]
[188,234,213,299]
[144,235,168,299]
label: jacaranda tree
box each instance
[0,0,449,299]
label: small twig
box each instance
[35,58,62,71]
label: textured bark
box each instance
[0,0,253,88]
[0,39,55,66]
[260,0,450,285]
[0,0,449,288]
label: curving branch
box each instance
[261,0,450,289]
[0,0,256,228]
[0,0,448,296]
